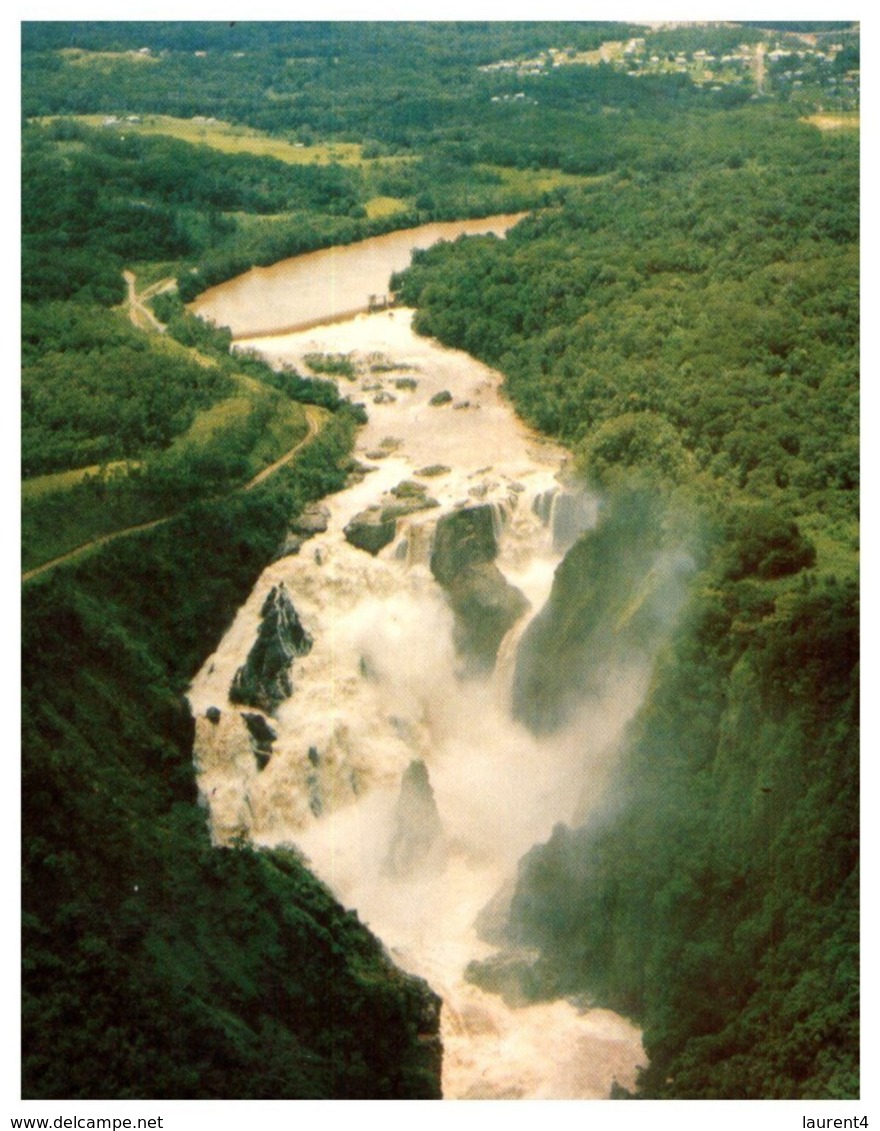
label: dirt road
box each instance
[22,406,327,584]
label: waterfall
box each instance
[189,309,647,1098]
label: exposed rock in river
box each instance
[344,489,440,556]
[241,711,277,770]
[229,583,313,714]
[384,760,445,878]
[430,504,499,583]
[445,562,530,673]
[274,502,331,560]
[430,504,529,671]
[344,506,399,555]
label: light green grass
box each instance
[802,112,860,131]
[42,114,414,168]
[169,394,254,451]
[23,461,139,501]
[249,399,309,471]
[365,195,409,219]
[487,165,607,194]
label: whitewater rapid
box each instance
[189,308,646,1098]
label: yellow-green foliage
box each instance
[365,195,408,219]
[22,461,139,501]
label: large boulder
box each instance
[344,491,439,556]
[294,502,331,536]
[445,562,529,673]
[430,504,498,585]
[229,583,313,714]
[274,503,331,561]
[344,506,397,555]
[430,505,528,672]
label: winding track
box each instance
[22,272,327,584]
[22,407,324,584]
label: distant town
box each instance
[480,26,859,113]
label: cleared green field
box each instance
[44,114,414,167]
[365,195,408,219]
[490,166,607,194]
[23,461,139,501]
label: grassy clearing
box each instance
[43,114,414,168]
[487,165,608,194]
[249,399,309,470]
[802,112,860,131]
[365,195,409,219]
[59,48,159,68]
[22,373,309,573]
[23,461,139,501]
[168,393,254,449]
[167,381,308,474]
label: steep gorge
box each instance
[189,310,696,1097]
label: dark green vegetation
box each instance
[395,97,858,1098]
[22,303,234,476]
[22,19,858,1101]
[21,297,319,571]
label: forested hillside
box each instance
[395,102,858,1099]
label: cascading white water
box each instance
[189,308,646,1098]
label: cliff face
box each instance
[488,488,859,1099]
[513,487,692,734]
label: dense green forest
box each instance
[21,20,858,1101]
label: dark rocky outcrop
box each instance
[390,479,429,499]
[344,488,439,556]
[465,948,543,1007]
[430,504,498,583]
[430,505,528,672]
[229,583,312,714]
[444,563,529,673]
[344,506,398,555]
[273,503,331,561]
[384,760,445,878]
[241,711,277,770]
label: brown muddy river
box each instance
[190,214,527,339]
